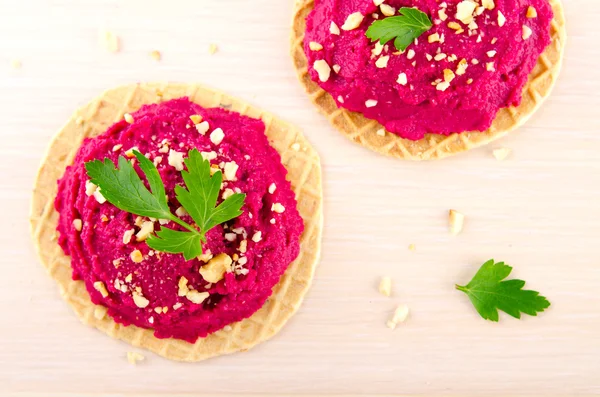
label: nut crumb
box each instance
[448,209,465,235]
[309,42,323,51]
[387,304,410,329]
[93,281,109,298]
[330,21,341,35]
[150,50,161,61]
[526,6,537,18]
[186,290,210,304]
[94,305,108,320]
[99,30,120,53]
[313,59,331,82]
[10,59,22,69]
[342,12,364,31]
[73,219,82,232]
[200,253,233,283]
[408,243,416,251]
[130,249,144,263]
[132,292,149,308]
[271,203,285,213]
[492,147,511,160]
[378,276,392,297]
[126,351,145,365]
[210,128,225,145]
[376,128,386,137]
[208,43,218,55]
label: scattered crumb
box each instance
[208,43,218,55]
[386,304,410,329]
[378,276,392,297]
[376,128,386,137]
[408,243,416,251]
[124,113,134,124]
[448,209,465,236]
[150,50,161,61]
[126,351,145,365]
[10,59,22,69]
[99,30,120,53]
[493,147,512,160]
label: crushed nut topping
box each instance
[522,25,533,40]
[210,128,225,145]
[135,221,154,242]
[365,99,378,108]
[122,228,135,244]
[309,41,324,51]
[200,253,233,283]
[124,113,134,124]
[330,21,341,35]
[526,6,537,18]
[342,12,364,31]
[380,4,395,17]
[497,11,506,27]
[132,292,149,308]
[252,231,262,243]
[186,290,209,304]
[397,72,408,86]
[130,249,144,263]
[93,281,109,298]
[313,59,331,82]
[196,121,210,135]
[271,203,286,213]
[375,55,390,68]
[167,149,185,171]
[482,0,495,10]
[268,183,277,194]
[177,276,190,297]
[72,218,82,232]
[223,161,239,181]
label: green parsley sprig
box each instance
[456,260,551,321]
[85,149,245,260]
[365,7,432,51]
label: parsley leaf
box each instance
[456,260,551,321]
[84,148,245,261]
[365,7,432,51]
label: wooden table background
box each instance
[1,0,598,395]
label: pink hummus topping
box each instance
[55,98,303,342]
[304,0,553,140]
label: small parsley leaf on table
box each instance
[456,260,551,321]
[84,148,245,261]
[365,7,433,51]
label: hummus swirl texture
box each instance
[304,0,553,140]
[55,98,304,343]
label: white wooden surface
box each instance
[1,0,599,395]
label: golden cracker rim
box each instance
[29,82,323,362]
[291,0,566,160]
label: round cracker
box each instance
[29,82,323,362]
[291,0,566,160]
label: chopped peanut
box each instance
[199,253,233,283]
[449,209,465,235]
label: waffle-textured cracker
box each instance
[30,83,323,361]
[291,0,566,160]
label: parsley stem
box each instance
[455,284,468,292]
[168,214,203,236]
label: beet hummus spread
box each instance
[55,98,303,342]
[304,0,553,140]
